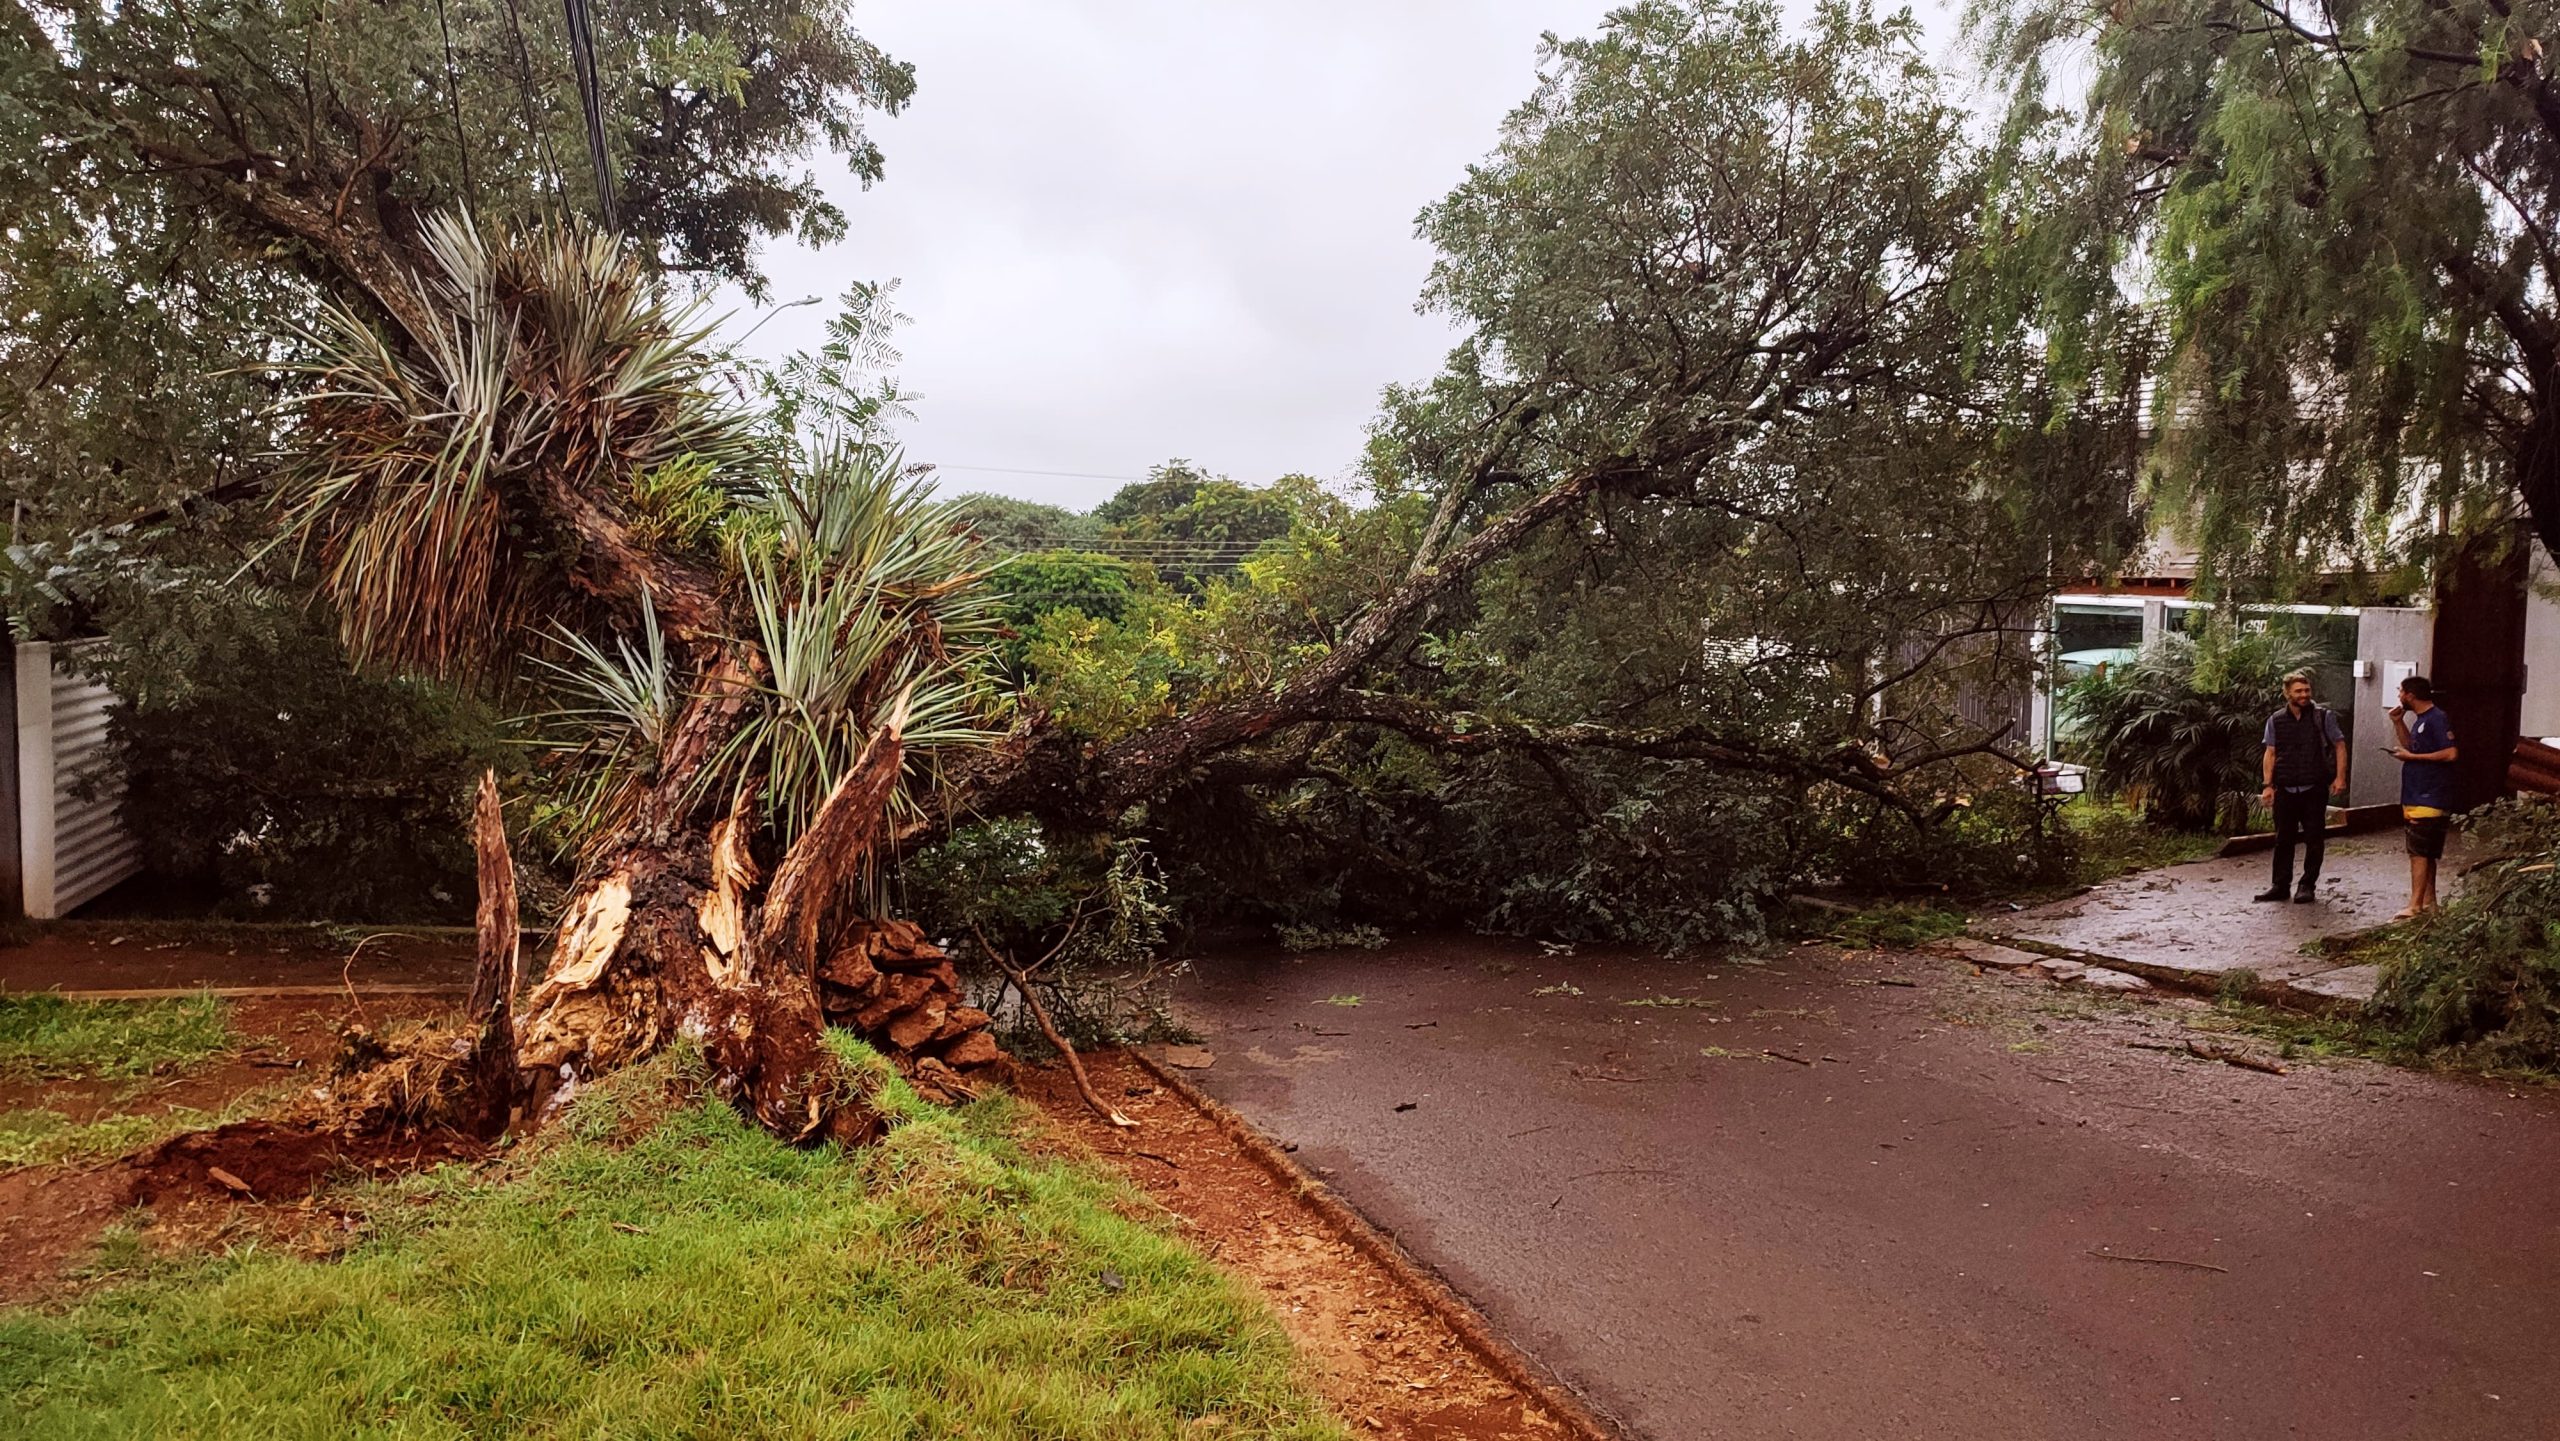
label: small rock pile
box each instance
[817,918,1008,1100]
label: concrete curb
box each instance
[1963,931,2364,1015]
[2214,805,2402,857]
[1126,1049,1626,1441]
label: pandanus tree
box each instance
[279,216,1004,1142]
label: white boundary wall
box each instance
[2522,548,2560,738]
[15,641,141,918]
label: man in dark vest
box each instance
[2256,670,2348,903]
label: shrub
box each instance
[2060,627,2322,830]
[84,586,511,922]
[2366,800,2560,1070]
[902,820,1184,1050]
[1807,769,2079,899]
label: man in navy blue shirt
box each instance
[2256,671,2348,903]
[2388,676,2459,919]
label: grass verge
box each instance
[0,1037,1347,1440]
[0,1088,290,1173]
[0,994,232,1083]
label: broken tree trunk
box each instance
[506,676,1006,1142]
[462,771,521,1136]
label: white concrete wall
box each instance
[2521,548,2560,737]
[2350,609,2436,809]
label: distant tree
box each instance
[952,494,1100,553]
[1094,463,1304,587]
[1973,0,2560,580]
[985,551,1150,682]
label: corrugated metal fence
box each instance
[15,640,141,918]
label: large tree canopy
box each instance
[972,0,2133,943]
[1974,0,2558,581]
[0,0,909,547]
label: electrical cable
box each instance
[496,0,567,203]
[431,0,478,213]
[560,0,618,229]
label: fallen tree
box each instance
[278,220,1006,1142]
[225,2,2124,1139]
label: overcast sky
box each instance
[740,1,1964,511]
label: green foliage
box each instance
[1972,0,2560,581]
[0,1053,1343,1439]
[986,551,1152,682]
[1811,777,2082,900]
[2059,628,2323,829]
[2367,801,2560,1071]
[954,494,1102,554]
[0,994,231,1082]
[1277,924,1387,953]
[754,282,918,446]
[904,821,1181,1049]
[1827,903,1969,951]
[1091,463,1305,589]
[83,585,509,921]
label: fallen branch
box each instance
[984,926,1134,1129]
[1763,1049,1815,1066]
[2086,1249,2229,1274]
[2185,1041,2287,1075]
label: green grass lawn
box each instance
[0,1040,1346,1440]
[0,993,233,1083]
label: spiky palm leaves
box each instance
[277,213,760,674]
[278,214,999,859]
[537,446,1003,853]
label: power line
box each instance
[935,463,1153,483]
[560,0,617,229]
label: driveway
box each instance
[1169,935,2560,1441]
[1989,832,2456,1005]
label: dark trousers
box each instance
[2270,787,2329,892]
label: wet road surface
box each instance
[1171,937,2560,1440]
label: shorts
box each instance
[2404,810,2449,860]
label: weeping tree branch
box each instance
[1080,458,1638,812]
[1295,688,2023,821]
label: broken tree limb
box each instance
[2086,1249,2230,1274]
[2185,1041,2288,1075]
[984,927,1133,1129]
[464,770,521,1134]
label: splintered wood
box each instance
[819,918,1007,1102]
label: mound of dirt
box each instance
[125,1120,484,1207]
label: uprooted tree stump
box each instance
[351,699,1010,1148]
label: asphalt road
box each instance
[1171,936,2560,1441]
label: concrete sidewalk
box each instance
[1983,832,2448,1006]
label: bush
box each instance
[1807,771,2079,899]
[902,820,1184,1050]
[2060,628,2322,830]
[2366,800,2560,1071]
[85,587,511,922]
